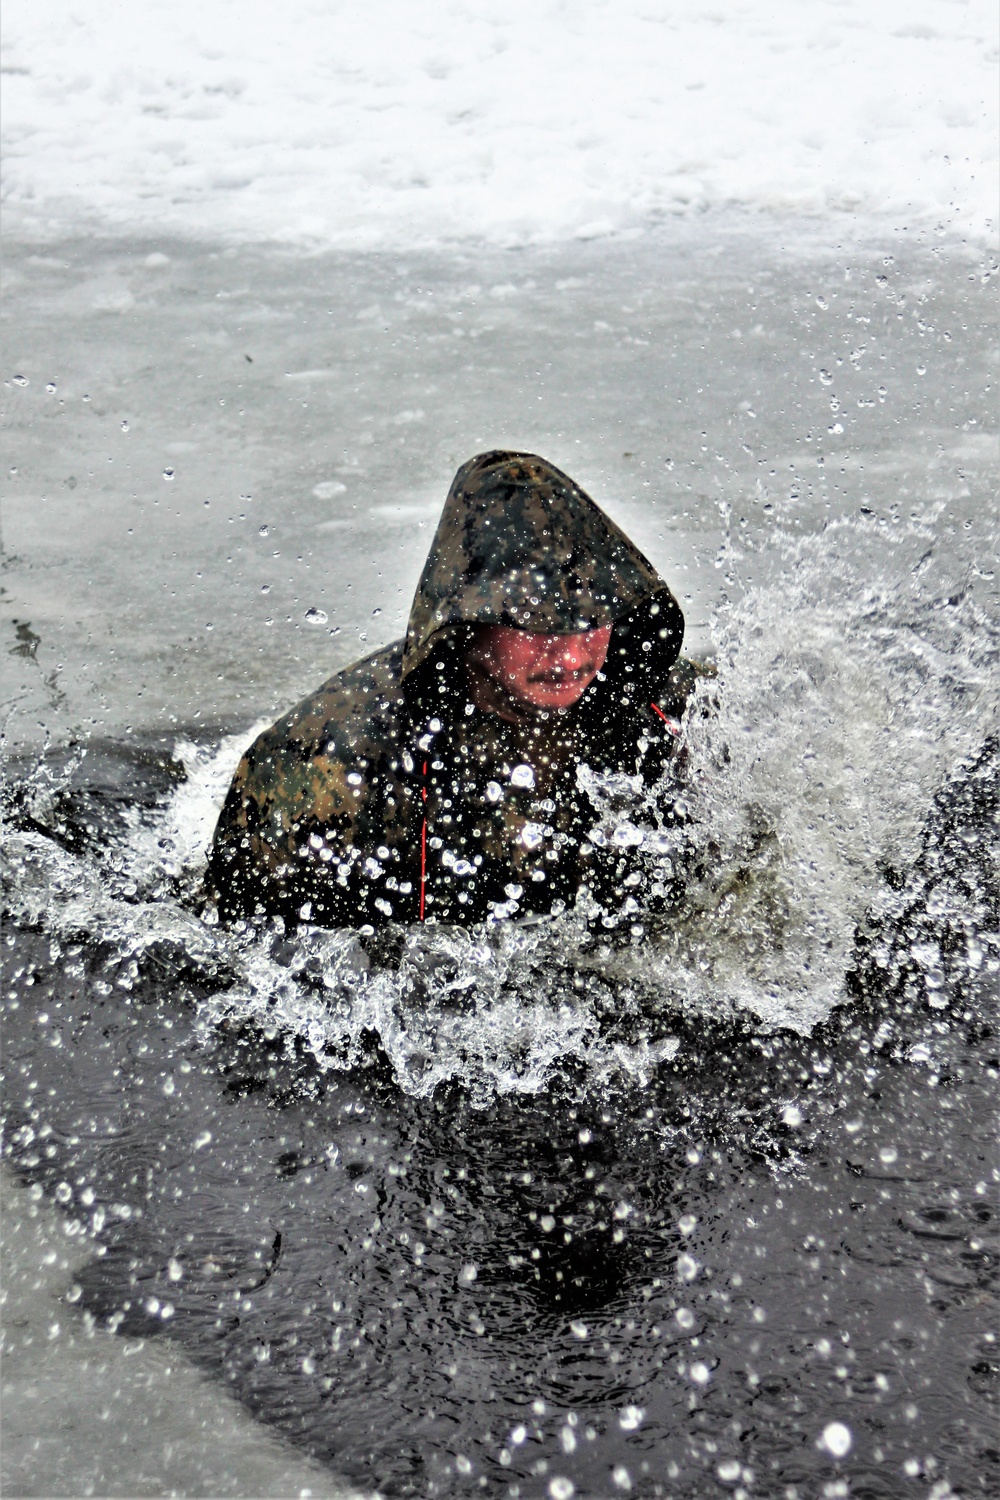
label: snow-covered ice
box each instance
[2,0,996,249]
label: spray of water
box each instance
[3,512,996,1102]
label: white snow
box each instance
[2,0,997,248]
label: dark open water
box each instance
[2,223,998,1497]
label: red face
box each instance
[467,624,613,715]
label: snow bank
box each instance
[2,0,996,248]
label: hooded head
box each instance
[402,451,684,695]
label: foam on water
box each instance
[3,511,996,1103]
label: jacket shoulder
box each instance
[232,643,406,820]
[253,642,405,766]
[654,655,716,720]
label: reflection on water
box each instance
[2,511,998,1495]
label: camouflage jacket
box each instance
[208,451,703,929]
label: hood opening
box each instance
[402,451,684,681]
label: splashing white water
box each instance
[3,513,996,1101]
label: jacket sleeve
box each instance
[207,731,416,929]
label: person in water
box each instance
[208,450,703,929]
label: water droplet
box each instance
[676,1307,695,1329]
[549,1478,574,1500]
[717,1459,742,1483]
[689,1361,711,1385]
[878,1146,898,1165]
[819,369,833,385]
[619,1406,645,1430]
[260,583,271,594]
[818,1422,852,1458]
[162,467,175,481]
[205,622,214,631]
[121,419,129,432]
[12,374,29,387]
[678,1213,698,1234]
[45,381,57,394]
[258,523,269,536]
[676,1252,700,1281]
[304,607,329,625]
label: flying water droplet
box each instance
[818,1421,852,1458]
[162,468,175,481]
[676,1252,700,1281]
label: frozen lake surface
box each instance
[2,219,998,1498]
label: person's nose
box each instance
[548,635,589,670]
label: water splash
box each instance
[2,512,996,1102]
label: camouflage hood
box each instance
[402,450,683,678]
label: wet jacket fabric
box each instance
[208,451,698,929]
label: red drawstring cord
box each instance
[419,759,428,922]
[650,701,681,736]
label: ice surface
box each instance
[2,0,996,249]
[0,1168,364,1498]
